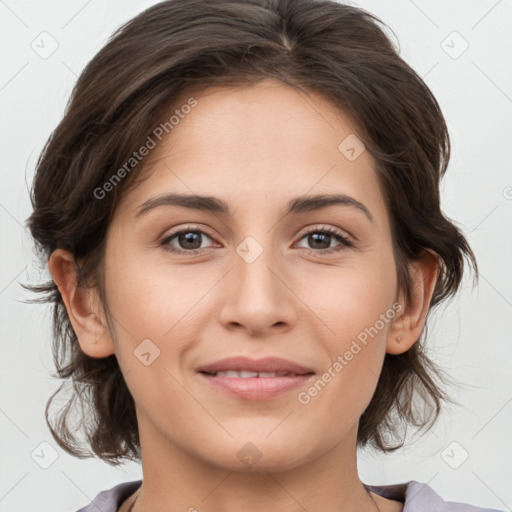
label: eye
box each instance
[160,224,354,255]
[160,226,218,254]
[295,226,354,255]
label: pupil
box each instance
[180,232,201,249]
[309,233,330,249]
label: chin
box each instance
[200,434,316,474]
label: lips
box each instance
[196,356,316,400]
[196,356,315,376]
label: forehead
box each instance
[116,78,389,228]
[158,78,363,168]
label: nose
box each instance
[218,240,298,337]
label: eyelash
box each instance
[159,225,354,256]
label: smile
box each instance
[201,370,302,378]
[198,371,315,400]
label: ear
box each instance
[48,249,115,358]
[386,249,439,355]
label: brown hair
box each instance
[25,0,477,465]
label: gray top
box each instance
[75,479,505,511]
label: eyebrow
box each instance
[135,192,374,222]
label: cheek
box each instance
[315,252,397,339]
[303,282,395,432]
[314,250,397,389]
[103,249,213,366]
[104,243,177,325]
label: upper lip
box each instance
[197,356,315,375]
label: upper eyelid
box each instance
[161,225,217,242]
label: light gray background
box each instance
[1,1,511,511]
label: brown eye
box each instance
[296,227,353,254]
[161,227,217,254]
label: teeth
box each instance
[239,371,258,378]
[211,370,295,378]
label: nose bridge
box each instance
[236,233,279,297]
[218,232,297,335]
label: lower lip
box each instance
[198,372,315,400]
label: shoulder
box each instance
[74,480,142,512]
[73,478,505,511]
[364,480,506,512]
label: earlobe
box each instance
[386,249,439,355]
[48,249,116,358]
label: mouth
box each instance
[196,356,315,400]
[199,370,311,378]
[196,355,315,376]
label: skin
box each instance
[49,78,438,512]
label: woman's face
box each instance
[102,78,401,471]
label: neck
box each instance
[125,416,381,512]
